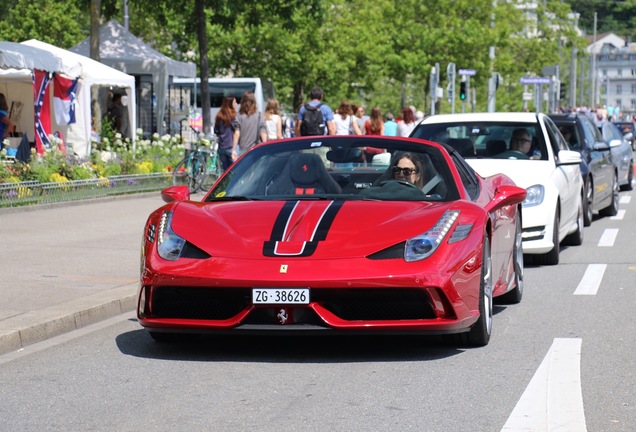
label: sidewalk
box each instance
[0,191,202,355]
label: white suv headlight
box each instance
[523,184,544,207]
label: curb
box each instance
[0,286,137,356]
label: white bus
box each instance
[171,77,275,133]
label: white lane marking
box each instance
[502,338,586,432]
[610,209,626,220]
[619,195,631,205]
[597,228,619,247]
[574,264,606,296]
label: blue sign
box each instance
[459,69,476,76]
[520,77,551,85]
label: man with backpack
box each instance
[295,86,336,137]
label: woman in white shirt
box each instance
[264,98,283,140]
[333,100,362,135]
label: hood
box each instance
[169,200,453,259]
[466,159,554,189]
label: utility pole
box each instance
[447,63,456,114]
[590,12,597,107]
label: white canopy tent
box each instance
[70,19,196,135]
[0,41,82,152]
[22,39,136,157]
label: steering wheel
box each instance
[496,150,530,160]
[380,179,418,188]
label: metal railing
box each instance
[0,173,172,208]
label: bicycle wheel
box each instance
[173,156,202,193]
[199,152,224,191]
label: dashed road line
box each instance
[502,338,586,432]
[610,209,626,220]
[619,195,631,205]
[574,264,606,296]
[598,228,618,247]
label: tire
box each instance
[600,172,619,217]
[498,216,523,304]
[535,208,560,266]
[583,176,593,227]
[173,156,204,193]
[620,162,633,191]
[563,194,584,246]
[462,236,493,347]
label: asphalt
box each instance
[0,191,203,356]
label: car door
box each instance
[602,122,630,184]
[581,116,612,205]
[543,117,580,236]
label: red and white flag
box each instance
[53,73,78,125]
[33,69,51,154]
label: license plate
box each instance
[252,288,310,305]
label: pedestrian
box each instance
[397,106,417,137]
[363,106,385,163]
[383,112,398,136]
[264,98,283,140]
[0,93,15,141]
[353,104,369,134]
[295,86,335,136]
[107,93,129,138]
[333,100,362,135]
[214,96,237,171]
[231,91,267,161]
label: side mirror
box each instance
[608,139,622,148]
[557,149,583,166]
[485,185,527,213]
[161,185,190,203]
[593,141,611,151]
[623,132,633,142]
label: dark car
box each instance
[550,113,619,226]
[613,121,636,150]
[600,122,634,191]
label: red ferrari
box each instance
[138,136,526,346]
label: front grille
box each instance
[150,287,436,322]
[313,288,435,320]
[152,287,250,319]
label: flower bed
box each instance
[0,129,201,208]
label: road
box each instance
[0,191,634,431]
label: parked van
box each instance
[171,77,275,132]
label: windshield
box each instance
[412,121,548,161]
[205,137,460,202]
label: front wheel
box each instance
[459,236,493,347]
[535,208,560,266]
[499,217,523,304]
[600,172,619,217]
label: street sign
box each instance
[522,92,533,101]
[520,77,551,85]
[459,69,476,76]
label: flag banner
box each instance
[33,69,52,154]
[53,74,78,125]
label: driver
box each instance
[509,128,532,157]
[392,153,424,188]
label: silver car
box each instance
[600,122,634,191]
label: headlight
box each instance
[157,211,186,260]
[523,184,544,207]
[404,211,459,262]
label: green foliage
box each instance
[0,0,588,117]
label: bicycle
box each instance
[172,136,223,193]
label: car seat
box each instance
[267,152,343,195]
[486,139,507,156]
[448,138,475,157]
